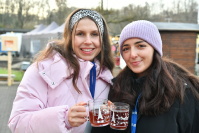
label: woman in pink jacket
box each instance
[8,9,114,133]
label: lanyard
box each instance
[89,62,96,98]
[131,94,141,133]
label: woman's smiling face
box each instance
[122,38,154,77]
[72,18,101,61]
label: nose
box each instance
[130,47,138,58]
[84,35,92,45]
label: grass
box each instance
[0,67,24,81]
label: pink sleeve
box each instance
[8,64,72,133]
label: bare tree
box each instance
[0,0,198,33]
[52,0,69,24]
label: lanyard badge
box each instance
[131,94,141,133]
[89,62,96,98]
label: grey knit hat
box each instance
[119,20,163,56]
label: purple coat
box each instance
[8,52,113,133]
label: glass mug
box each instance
[110,102,130,130]
[88,99,110,127]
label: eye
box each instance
[91,32,99,36]
[138,44,146,48]
[122,47,129,52]
[76,31,83,36]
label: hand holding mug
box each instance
[68,102,88,127]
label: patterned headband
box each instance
[69,9,104,36]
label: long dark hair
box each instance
[110,52,199,115]
[34,8,114,93]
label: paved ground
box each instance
[0,83,18,133]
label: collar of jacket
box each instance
[38,52,113,89]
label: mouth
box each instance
[131,61,141,66]
[81,48,94,52]
[81,48,95,54]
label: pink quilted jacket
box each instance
[8,52,113,133]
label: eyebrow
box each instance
[135,40,146,44]
[75,29,99,32]
[122,40,146,47]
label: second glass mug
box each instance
[110,102,130,130]
[87,99,130,130]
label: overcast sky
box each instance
[49,0,175,10]
[66,0,173,9]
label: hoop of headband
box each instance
[69,9,104,36]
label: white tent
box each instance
[50,23,65,34]
[25,24,47,35]
[21,22,65,58]
[37,21,59,34]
